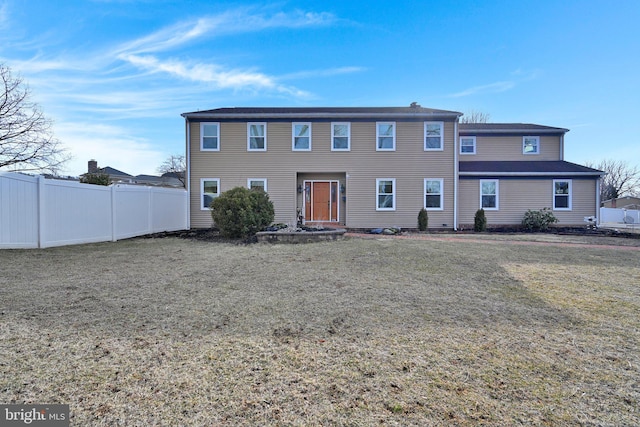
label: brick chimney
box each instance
[88,159,98,173]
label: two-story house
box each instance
[182,105,603,230]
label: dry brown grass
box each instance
[1,234,639,426]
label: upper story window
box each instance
[480,179,499,210]
[201,178,220,210]
[460,136,476,154]
[553,179,572,210]
[376,122,396,151]
[424,122,444,151]
[247,123,267,151]
[376,178,396,211]
[292,123,311,151]
[523,136,539,155]
[424,179,444,210]
[200,123,220,151]
[331,122,350,151]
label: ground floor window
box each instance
[201,178,220,210]
[376,178,396,211]
[424,179,443,210]
[480,179,498,210]
[248,178,267,192]
[553,179,572,210]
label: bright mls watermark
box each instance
[0,405,69,426]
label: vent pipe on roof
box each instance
[410,102,421,108]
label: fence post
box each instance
[37,175,46,248]
[111,185,117,242]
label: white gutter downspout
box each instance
[596,176,601,227]
[185,118,191,229]
[453,119,459,231]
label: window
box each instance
[201,178,220,210]
[553,179,572,210]
[480,179,499,210]
[248,178,267,192]
[376,122,396,151]
[200,123,219,151]
[331,122,350,151]
[424,179,444,210]
[460,136,476,154]
[292,123,311,151]
[424,122,444,150]
[523,136,539,155]
[247,122,266,151]
[376,178,396,211]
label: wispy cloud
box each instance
[280,66,366,80]
[449,81,515,98]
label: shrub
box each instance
[210,187,275,238]
[417,208,429,231]
[80,173,110,186]
[521,207,558,232]
[474,208,487,232]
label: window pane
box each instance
[482,195,496,208]
[250,124,264,137]
[203,137,218,149]
[426,124,441,136]
[378,137,394,149]
[425,137,441,149]
[378,124,393,136]
[203,181,218,194]
[426,180,441,194]
[203,124,218,137]
[378,180,393,193]
[250,137,264,149]
[294,137,309,149]
[333,137,349,149]
[378,195,394,208]
[555,182,569,195]
[555,195,569,208]
[482,181,496,195]
[294,124,309,137]
[426,195,440,208]
[333,124,348,136]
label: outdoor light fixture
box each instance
[340,184,345,193]
[297,184,303,193]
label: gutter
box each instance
[181,112,463,120]
[458,171,604,177]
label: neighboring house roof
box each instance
[99,166,132,178]
[182,106,463,120]
[459,161,604,177]
[459,123,569,135]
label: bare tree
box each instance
[157,154,186,186]
[0,64,69,174]
[460,110,491,124]
[586,159,640,201]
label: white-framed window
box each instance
[200,123,220,151]
[480,179,499,210]
[523,136,540,155]
[553,179,572,210]
[376,178,396,211]
[201,178,220,210]
[424,179,444,210]
[460,136,476,154]
[331,122,350,151]
[247,178,267,192]
[376,122,396,151]
[292,122,311,151]
[424,121,444,151]
[247,122,267,151]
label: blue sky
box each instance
[1,0,638,177]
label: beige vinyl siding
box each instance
[459,178,597,227]
[190,120,456,229]
[460,135,562,161]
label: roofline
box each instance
[459,171,604,177]
[459,127,569,135]
[181,111,463,120]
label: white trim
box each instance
[523,136,540,155]
[376,178,396,211]
[200,122,220,151]
[331,122,351,151]
[460,136,476,155]
[186,120,191,229]
[200,178,220,210]
[247,122,267,151]
[553,179,572,211]
[454,120,459,230]
[292,122,312,151]
[247,178,267,192]
[424,178,444,211]
[480,179,499,210]
[424,121,444,151]
[376,121,396,151]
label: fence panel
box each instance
[600,207,640,224]
[0,172,188,249]
[0,173,39,248]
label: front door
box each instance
[304,181,339,222]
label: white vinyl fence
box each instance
[600,207,640,225]
[1,172,187,249]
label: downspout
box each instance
[185,118,191,229]
[453,119,459,231]
[596,176,601,226]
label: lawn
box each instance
[1,234,638,426]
